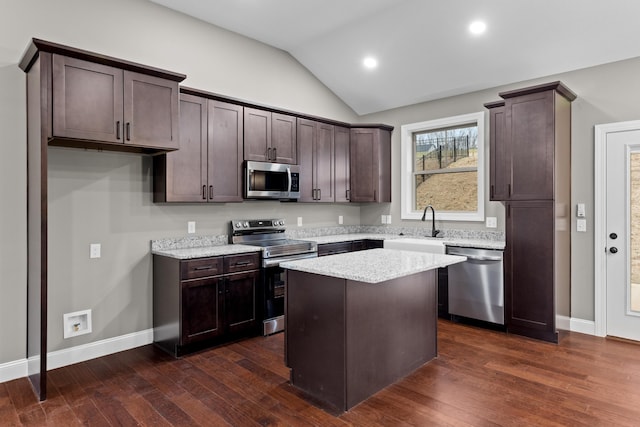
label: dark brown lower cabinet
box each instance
[153,253,260,357]
[505,201,557,342]
[317,239,384,256]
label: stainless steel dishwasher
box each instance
[446,246,504,325]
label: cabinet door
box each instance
[505,200,556,342]
[334,126,351,202]
[505,91,555,200]
[316,123,335,202]
[297,118,316,202]
[154,94,207,202]
[208,100,244,202]
[181,277,223,344]
[52,55,123,143]
[123,71,179,150]
[350,128,391,202]
[244,107,271,162]
[224,271,258,335]
[488,103,509,201]
[272,113,297,164]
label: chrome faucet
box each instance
[421,205,440,237]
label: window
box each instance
[400,112,485,221]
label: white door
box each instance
[606,128,640,341]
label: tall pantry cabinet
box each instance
[485,81,576,343]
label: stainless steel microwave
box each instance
[244,161,300,200]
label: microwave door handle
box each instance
[286,167,292,193]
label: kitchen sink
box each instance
[383,238,446,254]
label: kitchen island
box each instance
[281,248,465,412]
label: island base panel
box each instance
[285,269,437,412]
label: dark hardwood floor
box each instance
[3,320,640,426]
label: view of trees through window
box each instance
[413,123,478,212]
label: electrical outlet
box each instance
[381,215,387,224]
[386,215,392,224]
[187,221,196,234]
[486,217,497,228]
[90,243,101,259]
[297,217,303,227]
[338,215,343,225]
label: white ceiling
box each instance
[149,0,640,115]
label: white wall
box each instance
[359,56,640,322]
[0,0,358,365]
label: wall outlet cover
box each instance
[297,217,303,227]
[338,215,343,225]
[381,215,387,224]
[486,217,497,228]
[187,221,196,234]
[386,215,392,224]
[90,243,101,259]
[577,219,587,232]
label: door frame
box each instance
[594,120,640,337]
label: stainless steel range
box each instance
[230,219,317,335]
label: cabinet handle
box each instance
[209,185,213,200]
[202,185,207,200]
[312,189,316,200]
[490,185,494,198]
[346,189,350,201]
[273,147,277,160]
[194,265,214,271]
[374,189,377,201]
[126,122,131,141]
[116,121,121,140]
[234,261,251,266]
[317,188,321,200]
[508,183,511,196]
[267,147,272,161]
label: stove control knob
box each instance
[235,222,242,229]
[243,221,249,228]
[279,220,285,226]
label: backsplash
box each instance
[151,226,504,251]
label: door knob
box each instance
[610,233,618,240]
[610,247,618,254]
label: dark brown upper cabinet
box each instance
[51,54,181,152]
[350,127,391,203]
[334,126,351,203]
[20,39,185,154]
[485,82,576,201]
[297,119,334,202]
[154,93,243,203]
[244,107,297,164]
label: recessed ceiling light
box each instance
[469,20,487,35]
[363,56,378,69]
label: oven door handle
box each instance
[262,252,318,268]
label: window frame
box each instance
[400,111,485,222]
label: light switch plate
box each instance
[187,221,196,234]
[577,203,586,218]
[577,219,587,232]
[90,243,101,259]
[486,217,497,228]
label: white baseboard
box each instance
[0,328,153,384]
[556,315,571,331]
[569,318,596,336]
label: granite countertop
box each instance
[302,234,505,250]
[280,248,466,284]
[152,244,260,260]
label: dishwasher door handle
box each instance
[464,255,503,262]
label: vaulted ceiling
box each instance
[150,0,640,115]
